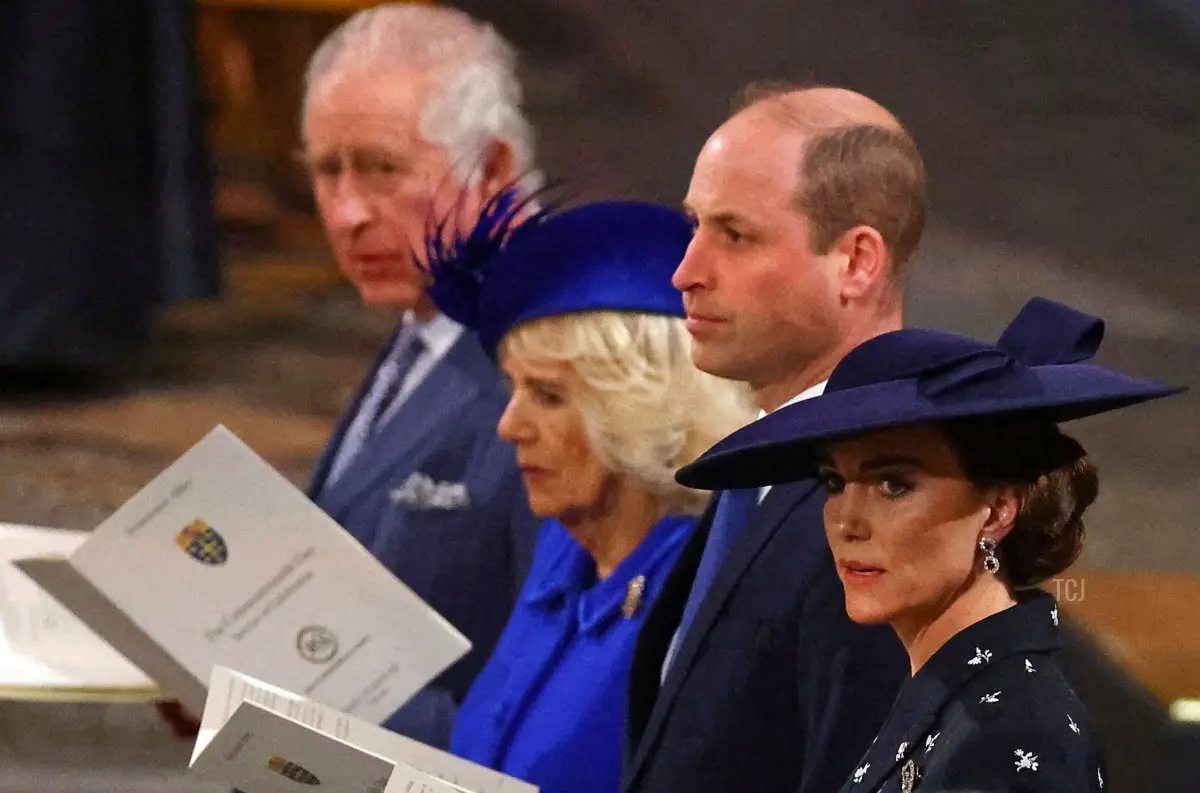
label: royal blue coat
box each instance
[451,514,694,793]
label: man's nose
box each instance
[672,235,708,293]
[325,178,373,233]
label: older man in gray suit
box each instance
[159,4,540,751]
[298,4,540,750]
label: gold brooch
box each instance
[623,575,646,619]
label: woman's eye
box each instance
[879,478,912,498]
[533,388,564,407]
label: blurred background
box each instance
[1,0,1197,790]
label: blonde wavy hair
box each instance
[501,311,756,514]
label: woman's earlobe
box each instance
[986,490,1020,539]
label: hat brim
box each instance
[676,364,1183,490]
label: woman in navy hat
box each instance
[676,297,1182,793]
[421,189,754,793]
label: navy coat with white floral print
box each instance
[838,591,1107,793]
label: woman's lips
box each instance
[838,559,886,586]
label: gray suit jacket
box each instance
[309,326,539,749]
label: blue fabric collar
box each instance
[524,514,693,635]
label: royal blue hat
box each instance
[420,186,690,357]
[676,297,1184,490]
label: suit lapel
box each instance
[308,392,363,498]
[625,502,713,752]
[316,334,487,516]
[308,325,402,499]
[844,691,942,792]
[625,479,822,782]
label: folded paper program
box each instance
[190,665,538,793]
[11,426,470,721]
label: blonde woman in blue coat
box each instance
[421,190,754,793]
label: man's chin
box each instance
[354,284,422,312]
[689,347,750,383]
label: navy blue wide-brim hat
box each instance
[676,297,1185,490]
[420,186,690,357]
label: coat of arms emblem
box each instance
[267,756,321,785]
[174,518,229,565]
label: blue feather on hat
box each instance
[420,183,553,329]
[419,182,692,357]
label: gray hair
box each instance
[303,3,537,187]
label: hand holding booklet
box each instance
[12,426,470,722]
[189,665,537,793]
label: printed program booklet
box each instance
[14,426,470,721]
[189,665,538,793]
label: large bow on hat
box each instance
[676,298,1183,490]
[900,297,1103,399]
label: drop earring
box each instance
[979,536,1000,574]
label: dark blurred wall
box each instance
[0,0,218,372]
[1140,0,1200,57]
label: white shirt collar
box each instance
[757,379,829,420]
[401,310,463,360]
[757,380,828,502]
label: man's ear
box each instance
[434,139,518,246]
[832,224,890,301]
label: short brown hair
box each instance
[942,417,1097,589]
[734,81,928,273]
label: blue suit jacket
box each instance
[838,591,1106,793]
[309,325,539,749]
[623,481,910,793]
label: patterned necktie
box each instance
[664,487,758,673]
[366,333,426,432]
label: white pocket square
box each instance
[389,472,471,510]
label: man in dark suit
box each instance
[299,4,540,749]
[622,84,926,793]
